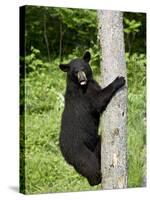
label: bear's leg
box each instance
[73,146,101,186]
[99,76,125,111]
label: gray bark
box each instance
[97,10,128,189]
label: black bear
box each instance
[59,52,125,186]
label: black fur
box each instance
[59,52,125,186]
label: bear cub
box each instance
[59,52,125,186]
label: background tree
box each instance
[97,10,128,189]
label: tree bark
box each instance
[97,10,128,189]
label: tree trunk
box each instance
[59,22,63,62]
[44,12,50,63]
[97,10,128,189]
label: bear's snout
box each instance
[77,71,87,85]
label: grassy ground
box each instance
[20,54,146,194]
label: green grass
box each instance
[127,90,146,187]
[20,53,146,194]
[24,112,99,194]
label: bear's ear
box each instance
[59,63,70,72]
[83,51,91,63]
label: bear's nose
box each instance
[77,71,87,85]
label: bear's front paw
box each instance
[114,76,125,89]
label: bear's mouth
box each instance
[80,80,87,85]
[77,71,87,85]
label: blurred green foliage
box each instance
[20,6,146,194]
[25,6,98,61]
[124,12,146,54]
[126,53,146,187]
[24,6,146,60]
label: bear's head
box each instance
[59,52,93,86]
